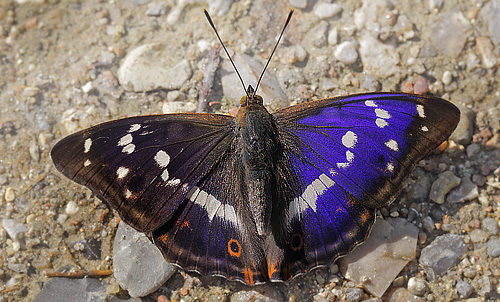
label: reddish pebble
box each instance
[229,107,239,117]
[157,295,169,302]
[400,79,413,93]
[413,76,429,94]
[95,208,109,222]
[179,287,189,296]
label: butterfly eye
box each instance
[239,95,248,106]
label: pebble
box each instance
[388,288,422,302]
[113,222,176,297]
[360,75,379,91]
[486,238,500,257]
[306,20,329,48]
[288,0,307,9]
[446,175,478,203]
[345,288,363,302]
[4,187,15,202]
[32,277,114,302]
[466,143,480,157]
[450,104,475,145]
[358,33,399,77]
[476,37,497,69]
[328,27,338,45]
[65,201,79,215]
[407,277,427,296]
[413,76,429,94]
[482,217,499,235]
[314,3,342,19]
[422,216,435,232]
[22,86,40,97]
[284,44,307,64]
[339,218,418,297]
[334,41,358,64]
[429,171,461,204]
[456,280,473,298]
[442,71,453,86]
[478,277,491,296]
[1,219,27,246]
[429,8,472,57]
[419,234,466,279]
[81,81,93,93]
[117,43,192,92]
[407,169,431,202]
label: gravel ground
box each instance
[0,0,499,301]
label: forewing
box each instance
[272,92,460,278]
[51,113,234,232]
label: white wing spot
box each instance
[154,150,170,168]
[118,134,133,146]
[342,131,358,148]
[124,189,132,198]
[417,104,425,118]
[117,166,130,179]
[421,125,429,132]
[122,144,135,154]
[83,159,91,167]
[288,173,336,221]
[186,186,239,224]
[84,138,92,153]
[166,178,180,186]
[337,150,354,168]
[365,100,377,107]
[376,118,389,128]
[375,108,391,119]
[385,139,399,151]
[128,124,141,133]
[160,168,169,181]
[386,162,395,172]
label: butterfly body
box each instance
[51,92,460,285]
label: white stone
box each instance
[118,43,192,92]
[334,41,358,64]
[65,201,79,215]
[358,33,399,77]
[314,3,342,19]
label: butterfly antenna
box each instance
[203,9,250,99]
[254,9,294,95]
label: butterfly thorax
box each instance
[235,88,279,237]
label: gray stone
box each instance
[466,143,480,157]
[339,218,418,297]
[478,276,491,296]
[334,41,358,64]
[429,8,472,57]
[482,217,499,235]
[456,280,473,298]
[288,0,307,9]
[113,222,177,297]
[407,169,432,203]
[358,33,399,77]
[480,0,500,45]
[419,234,466,279]
[429,171,461,204]
[117,43,192,92]
[33,278,107,302]
[450,105,475,145]
[486,238,500,257]
[407,277,427,296]
[345,288,363,302]
[305,21,329,48]
[446,175,478,203]
[422,216,435,232]
[469,229,488,243]
[221,53,288,110]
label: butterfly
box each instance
[50,10,460,285]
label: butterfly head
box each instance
[240,85,263,107]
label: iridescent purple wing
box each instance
[51,114,234,232]
[272,92,460,279]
